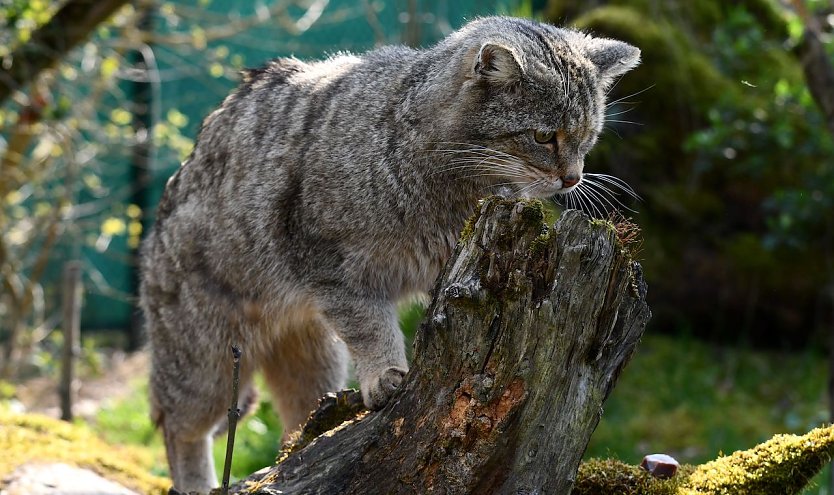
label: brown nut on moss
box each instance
[640,453,679,479]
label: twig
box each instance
[221,345,242,495]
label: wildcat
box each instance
[140,16,640,492]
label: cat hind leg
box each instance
[261,318,349,439]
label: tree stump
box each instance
[232,198,651,494]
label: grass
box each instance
[88,311,831,493]
[93,376,284,483]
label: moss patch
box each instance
[459,212,478,243]
[518,199,545,225]
[574,458,695,495]
[684,424,834,494]
[0,410,169,493]
[575,424,834,494]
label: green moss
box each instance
[574,458,695,495]
[589,217,617,233]
[576,424,834,494]
[529,227,552,256]
[519,199,545,226]
[683,424,834,494]
[459,213,477,243]
[0,410,169,493]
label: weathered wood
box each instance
[232,198,650,494]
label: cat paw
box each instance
[360,366,408,410]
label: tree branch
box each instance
[795,29,834,136]
[0,0,130,105]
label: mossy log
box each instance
[228,198,651,494]
[573,424,834,495]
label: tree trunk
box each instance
[232,198,650,495]
[795,28,834,138]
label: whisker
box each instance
[579,184,612,213]
[568,187,588,215]
[604,106,636,118]
[582,177,621,197]
[568,192,580,212]
[605,73,626,96]
[606,84,655,107]
[431,157,529,177]
[439,166,530,179]
[574,185,604,219]
[571,188,593,217]
[514,180,541,198]
[584,173,642,200]
[605,119,644,126]
[582,181,638,214]
[603,126,623,140]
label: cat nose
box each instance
[561,174,580,188]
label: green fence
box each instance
[78,0,527,333]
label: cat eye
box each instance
[533,130,557,145]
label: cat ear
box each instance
[585,38,641,84]
[474,43,522,84]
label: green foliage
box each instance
[94,380,162,455]
[0,0,55,48]
[587,335,828,464]
[546,0,834,345]
[95,375,284,482]
[212,397,284,482]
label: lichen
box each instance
[0,410,169,494]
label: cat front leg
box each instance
[317,292,408,410]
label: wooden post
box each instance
[59,261,82,422]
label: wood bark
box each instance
[231,198,650,495]
[795,28,834,137]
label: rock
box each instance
[1,462,139,495]
[640,453,680,478]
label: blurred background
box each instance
[0,0,832,491]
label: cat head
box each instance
[444,18,640,199]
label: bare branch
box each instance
[0,0,131,105]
